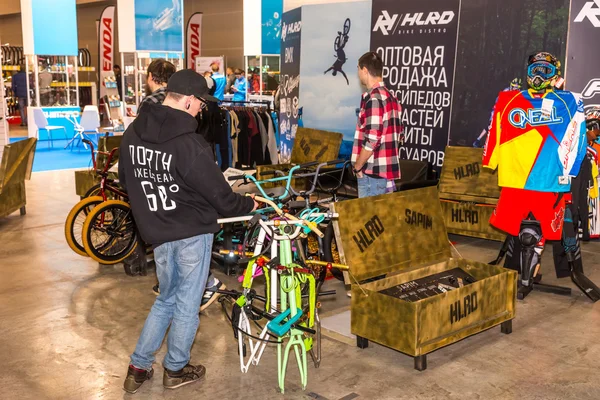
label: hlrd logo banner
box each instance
[373,10,456,35]
[369,0,461,170]
[567,0,600,108]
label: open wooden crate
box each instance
[331,186,516,370]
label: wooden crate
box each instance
[290,128,343,165]
[0,138,36,218]
[438,146,505,241]
[257,128,343,190]
[331,186,516,370]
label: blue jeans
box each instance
[130,233,213,371]
[18,97,27,125]
[357,175,388,198]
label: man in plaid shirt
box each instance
[352,52,403,198]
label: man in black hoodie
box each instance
[120,70,257,393]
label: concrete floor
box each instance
[1,170,600,400]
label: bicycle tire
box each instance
[343,18,351,35]
[323,222,344,281]
[82,200,138,264]
[334,36,340,52]
[64,196,104,257]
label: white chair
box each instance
[32,108,68,148]
[65,106,100,150]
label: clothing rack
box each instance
[220,100,271,111]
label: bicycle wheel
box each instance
[343,18,351,35]
[334,36,341,52]
[323,222,344,281]
[82,200,138,264]
[64,196,104,257]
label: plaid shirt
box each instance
[138,87,166,113]
[352,82,403,180]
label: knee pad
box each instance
[519,220,542,246]
[519,220,543,286]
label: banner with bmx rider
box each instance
[299,1,372,159]
[370,0,461,170]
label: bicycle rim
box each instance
[65,196,104,257]
[83,200,137,264]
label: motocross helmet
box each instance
[527,52,561,91]
[586,106,600,134]
[509,78,522,91]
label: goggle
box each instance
[527,61,557,80]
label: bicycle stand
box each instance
[517,274,572,300]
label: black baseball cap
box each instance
[166,69,218,102]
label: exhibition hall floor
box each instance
[1,170,600,400]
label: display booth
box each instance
[117,0,185,113]
[243,0,283,101]
[18,0,86,143]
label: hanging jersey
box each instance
[588,145,600,238]
[483,89,586,192]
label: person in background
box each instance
[12,65,28,126]
[352,51,403,198]
[113,64,123,99]
[225,67,235,94]
[120,70,258,393]
[250,69,260,94]
[211,62,226,101]
[38,63,53,106]
[203,71,216,97]
[138,58,176,114]
[231,69,247,102]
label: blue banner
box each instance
[135,0,184,52]
[279,7,302,163]
[262,0,283,54]
[32,0,78,55]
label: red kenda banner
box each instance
[98,5,115,98]
[186,12,203,70]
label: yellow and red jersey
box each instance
[483,89,586,192]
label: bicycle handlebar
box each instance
[251,195,324,237]
[100,148,119,175]
[304,259,350,271]
[298,160,320,169]
[327,158,345,166]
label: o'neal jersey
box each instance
[482,89,586,192]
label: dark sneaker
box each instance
[123,365,154,393]
[199,279,226,312]
[152,283,160,296]
[163,364,206,389]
